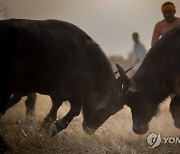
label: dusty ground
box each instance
[0,94,180,154]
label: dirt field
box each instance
[1,94,180,154]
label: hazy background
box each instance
[1,0,180,58]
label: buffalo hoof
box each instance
[41,119,54,133]
[48,120,67,137]
[48,123,58,137]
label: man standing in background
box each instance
[130,32,146,77]
[151,1,180,47]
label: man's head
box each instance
[132,32,139,43]
[161,2,176,23]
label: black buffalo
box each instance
[117,26,180,134]
[0,19,124,139]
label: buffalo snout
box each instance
[82,122,96,135]
[133,123,149,134]
[174,121,180,129]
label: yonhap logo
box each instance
[147,132,180,148]
[147,132,161,148]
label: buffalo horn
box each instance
[114,66,133,75]
[115,63,129,92]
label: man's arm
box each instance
[151,23,161,47]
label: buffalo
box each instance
[0,18,125,143]
[117,25,180,134]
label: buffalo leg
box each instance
[170,95,180,128]
[25,93,37,118]
[0,92,12,117]
[49,98,81,136]
[1,94,21,116]
[0,92,11,150]
[6,95,21,110]
[41,98,63,132]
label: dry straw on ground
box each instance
[1,94,180,154]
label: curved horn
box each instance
[114,66,133,75]
[113,63,130,102]
[125,66,134,73]
[115,63,129,84]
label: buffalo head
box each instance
[115,63,158,134]
[81,65,131,134]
